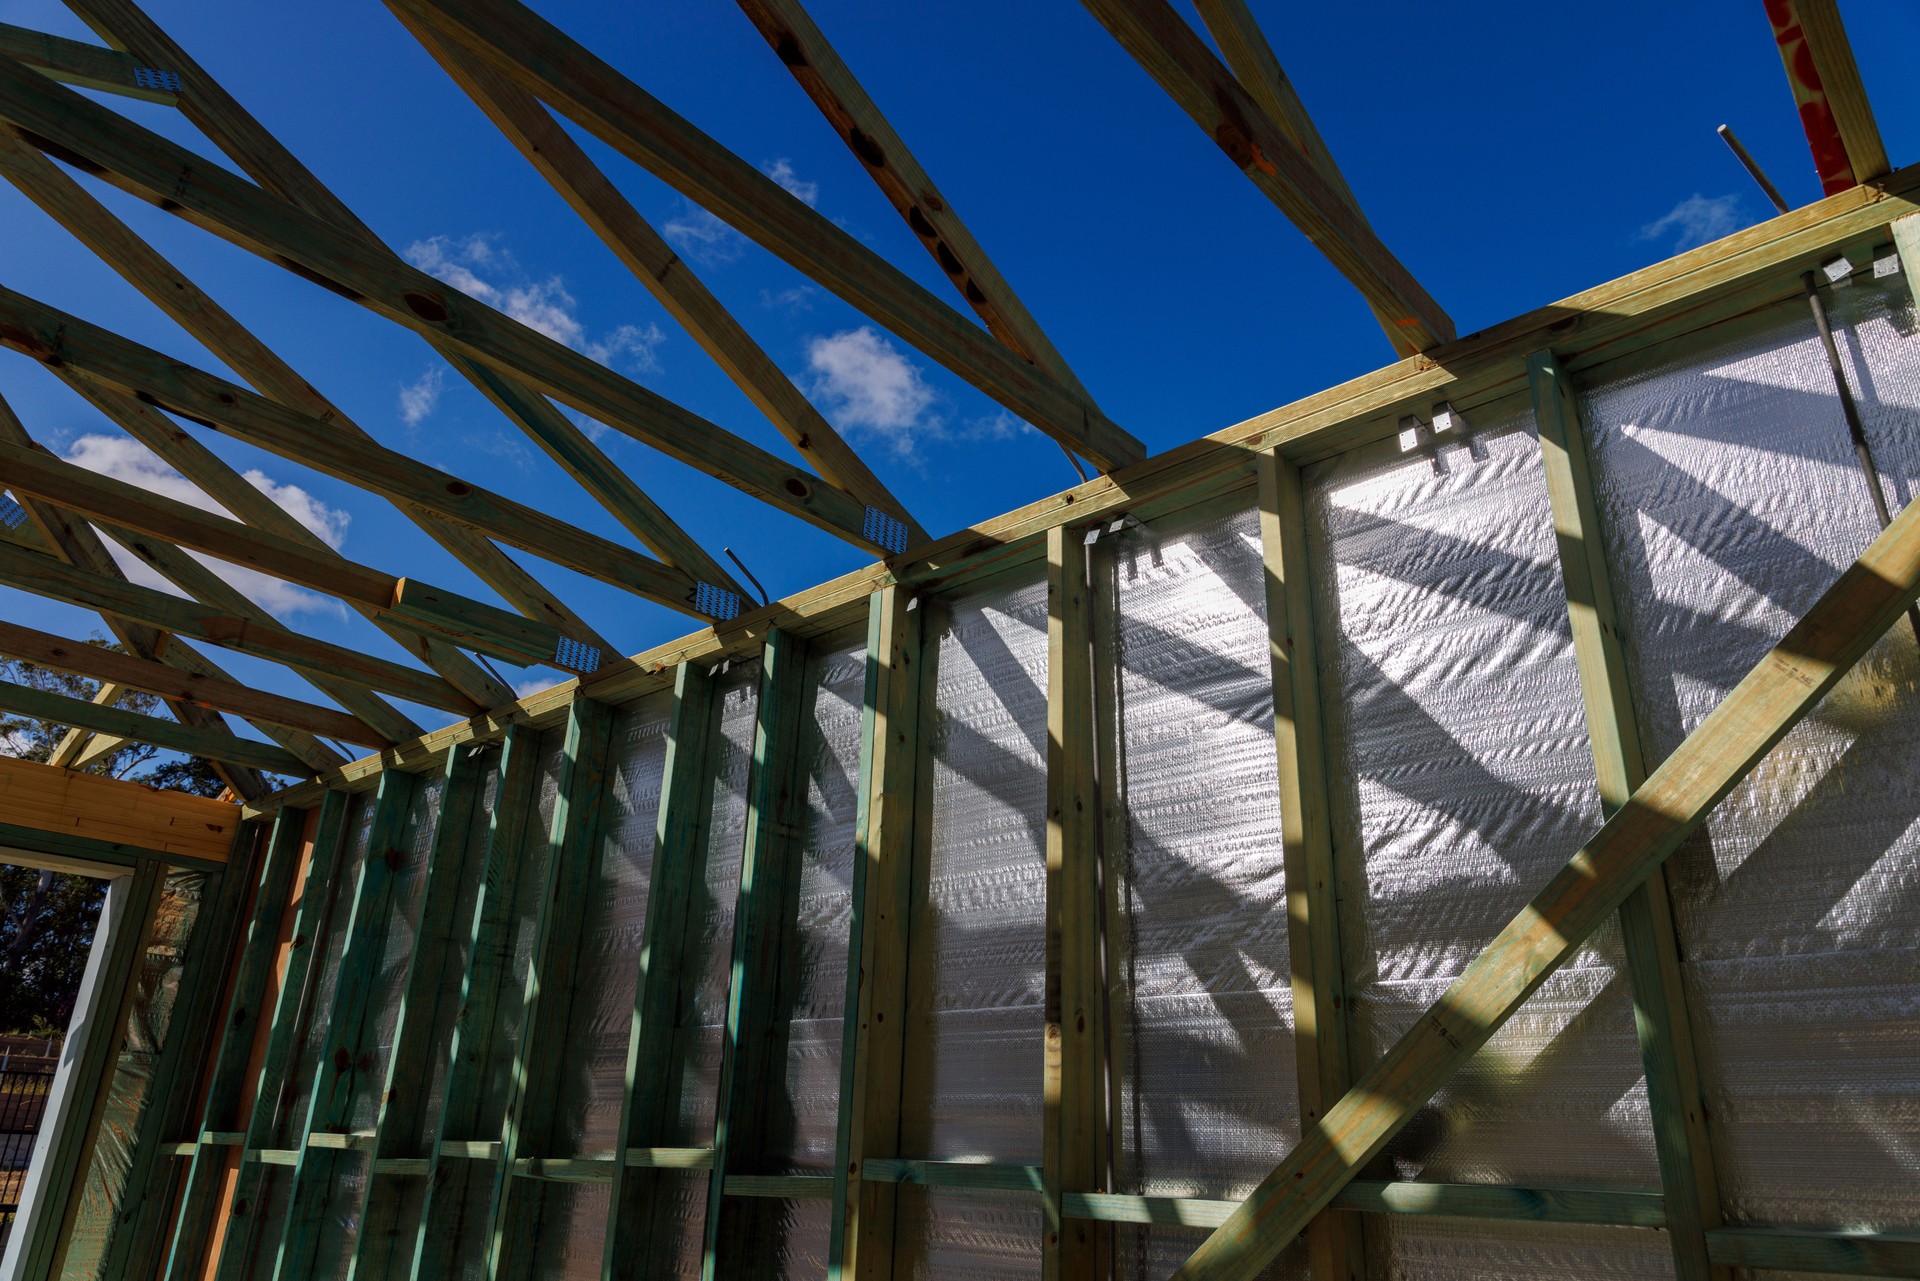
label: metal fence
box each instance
[0,1063,55,1252]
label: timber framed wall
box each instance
[85,206,1920,1281]
[4,2,1920,1279]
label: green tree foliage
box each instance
[0,638,226,1032]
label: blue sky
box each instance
[0,0,1915,761]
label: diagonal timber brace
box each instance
[1174,472,1920,1280]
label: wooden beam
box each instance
[0,288,716,619]
[1766,0,1889,194]
[407,728,541,1281]
[93,521,413,758]
[1190,0,1416,357]
[1171,416,1920,1281]
[701,631,811,1278]
[98,818,261,1280]
[0,539,481,715]
[0,123,609,671]
[0,390,273,796]
[485,695,615,1279]
[204,790,350,1281]
[1706,1226,1920,1277]
[0,676,312,776]
[351,747,488,1280]
[0,619,389,747]
[384,0,1147,474]
[271,770,420,1280]
[1529,349,1725,1281]
[0,21,178,104]
[159,809,309,1281]
[1254,449,1365,1281]
[0,53,888,557]
[732,0,1110,475]
[46,1,740,603]
[395,20,922,543]
[0,436,605,671]
[47,680,123,769]
[828,585,922,1280]
[1078,0,1450,351]
[606,662,721,1279]
[252,169,1920,820]
[0,753,242,863]
[1043,526,1102,1280]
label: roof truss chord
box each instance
[382,0,1149,473]
[1080,0,1454,352]
[0,43,900,561]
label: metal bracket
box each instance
[1083,513,1142,545]
[0,492,26,531]
[694,581,744,622]
[133,67,182,93]
[551,634,602,675]
[862,505,911,556]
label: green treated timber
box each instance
[0,21,179,104]
[1256,448,1367,1281]
[0,286,710,618]
[409,728,541,1281]
[0,57,887,554]
[1705,1227,1920,1278]
[0,677,312,777]
[863,1160,1044,1194]
[271,769,420,1281]
[25,860,164,1281]
[1530,348,1725,1281]
[1171,407,1920,1280]
[207,790,350,1281]
[829,585,923,1281]
[137,815,295,1281]
[0,434,591,669]
[0,818,225,874]
[1043,524,1101,1281]
[351,746,489,1281]
[702,630,811,1281]
[485,696,615,1281]
[388,0,1147,474]
[725,1175,833,1200]
[0,540,479,715]
[103,825,258,1281]
[605,661,721,1281]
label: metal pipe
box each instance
[1718,124,1920,645]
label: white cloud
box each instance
[514,676,559,700]
[403,233,668,371]
[661,205,744,266]
[762,158,819,206]
[806,327,940,456]
[760,285,817,313]
[963,409,1036,443]
[1639,193,1746,252]
[398,366,445,427]
[62,434,348,619]
[587,322,667,372]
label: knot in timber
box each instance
[403,291,451,324]
[784,477,812,499]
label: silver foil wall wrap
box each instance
[1099,503,1308,1279]
[780,640,865,1175]
[1304,405,1664,1278]
[895,575,1050,1274]
[1581,280,1920,1236]
[668,666,760,1148]
[552,693,672,1161]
